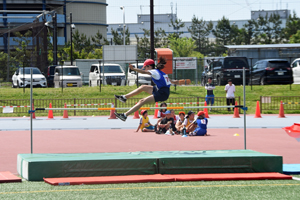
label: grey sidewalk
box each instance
[0,115,299,131]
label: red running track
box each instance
[1,128,299,174]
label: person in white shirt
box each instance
[224,79,235,111]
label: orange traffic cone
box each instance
[233,101,240,118]
[133,103,140,119]
[153,102,159,119]
[31,103,36,119]
[254,101,262,118]
[108,103,117,119]
[47,103,54,119]
[278,100,285,118]
[63,103,69,119]
[204,101,209,118]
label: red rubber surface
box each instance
[1,128,299,174]
[0,171,22,183]
[44,174,174,185]
[44,173,292,185]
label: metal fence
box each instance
[260,96,300,113]
[0,96,240,116]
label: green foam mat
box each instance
[17,150,282,181]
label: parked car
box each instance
[291,58,300,84]
[54,66,83,88]
[47,65,58,87]
[89,64,126,87]
[127,63,151,86]
[251,59,293,85]
[12,67,47,88]
[201,57,250,86]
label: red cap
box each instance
[143,59,155,67]
[141,110,147,115]
[197,111,205,116]
[178,111,185,116]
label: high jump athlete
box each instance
[114,57,178,121]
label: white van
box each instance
[89,64,126,87]
[291,58,300,84]
[127,63,151,86]
[53,66,83,88]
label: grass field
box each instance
[1,177,300,199]
[0,84,299,116]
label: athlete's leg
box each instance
[124,85,153,99]
[125,95,155,116]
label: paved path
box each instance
[0,114,299,131]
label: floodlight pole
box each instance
[98,60,101,92]
[30,68,33,154]
[52,12,58,65]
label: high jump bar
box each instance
[35,105,243,111]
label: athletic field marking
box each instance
[1,183,300,195]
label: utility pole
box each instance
[150,0,154,59]
[70,12,73,65]
[6,22,10,82]
[52,12,58,65]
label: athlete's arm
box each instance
[129,64,151,75]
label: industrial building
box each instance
[107,9,290,44]
[0,0,108,51]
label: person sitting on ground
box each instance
[157,102,167,118]
[170,109,178,124]
[156,110,176,134]
[175,111,186,133]
[136,110,155,132]
[186,111,209,136]
[183,111,195,135]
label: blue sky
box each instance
[107,0,300,24]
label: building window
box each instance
[117,28,123,32]
[173,27,180,30]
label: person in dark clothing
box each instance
[156,110,176,134]
[205,77,215,111]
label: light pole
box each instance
[70,13,75,65]
[120,6,125,45]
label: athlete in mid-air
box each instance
[114,57,178,121]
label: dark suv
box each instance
[251,59,293,85]
[47,65,58,87]
[201,57,250,86]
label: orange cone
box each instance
[153,102,159,119]
[63,103,69,119]
[108,103,117,119]
[278,100,285,118]
[233,101,240,118]
[47,103,54,119]
[133,103,140,119]
[204,101,209,118]
[31,103,36,119]
[254,101,262,118]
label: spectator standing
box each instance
[205,77,215,111]
[225,79,235,111]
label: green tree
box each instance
[290,30,300,43]
[212,16,231,46]
[111,27,130,45]
[253,13,283,44]
[242,19,257,44]
[169,18,185,38]
[188,15,213,54]
[13,31,33,67]
[168,36,196,57]
[135,28,169,60]
[91,30,109,46]
[283,11,300,42]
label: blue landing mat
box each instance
[283,164,300,175]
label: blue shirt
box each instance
[149,69,171,89]
[194,118,208,136]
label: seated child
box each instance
[136,110,155,132]
[175,111,185,133]
[156,110,176,134]
[183,111,195,134]
[157,102,167,118]
[187,111,209,136]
